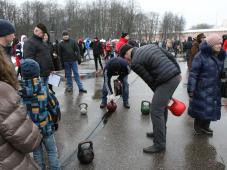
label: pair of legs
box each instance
[64,61,86,92]
[93,54,103,72]
[33,134,61,170]
[101,76,129,107]
[144,75,181,153]
[84,48,91,60]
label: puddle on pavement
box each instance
[92,89,102,99]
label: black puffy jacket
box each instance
[23,34,54,77]
[131,44,181,90]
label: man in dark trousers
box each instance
[90,37,103,73]
[120,44,181,153]
[23,23,54,86]
[100,57,131,109]
[58,31,87,93]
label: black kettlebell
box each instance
[141,100,151,115]
[77,141,94,164]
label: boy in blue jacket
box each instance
[20,59,61,170]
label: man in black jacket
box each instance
[100,57,131,109]
[120,44,181,153]
[90,37,103,73]
[0,19,16,63]
[23,23,54,86]
[58,31,87,93]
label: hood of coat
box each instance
[199,41,226,61]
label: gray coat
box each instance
[131,45,181,90]
[0,81,42,170]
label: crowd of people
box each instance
[0,18,227,169]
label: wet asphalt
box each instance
[53,60,227,170]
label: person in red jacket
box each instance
[115,32,129,55]
[223,39,227,51]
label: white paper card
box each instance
[48,74,61,87]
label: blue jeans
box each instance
[64,61,83,90]
[33,134,61,170]
[101,76,129,104]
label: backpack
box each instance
[47,91,61,129]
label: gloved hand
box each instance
[107,94,115,102]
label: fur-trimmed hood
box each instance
[199,41,226,61]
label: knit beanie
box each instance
[0,19,15,37]
[206,34,222,47]
[121,32,128,38]
[62,30,69,36]
[120,44,133,57]
[21,59,40,79]
[36,23,47,33]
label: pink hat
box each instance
[206,34,222,47]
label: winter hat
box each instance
[21,59,40,79]
[0,19,15,37]
[196,33,206,42]
[120,44,133,57]
[206,34,222,47]
[121,32,128,38]
[36,23,47,33]
[109,62,121,73]
[62,30,69,36]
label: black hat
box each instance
[121,32,128,38]
[197,33,206,41]
[0,19,15,37]
[21,59,40,79]
[62,30,69,36]
[36,23,47,33]
[120,44,133,57]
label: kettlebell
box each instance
[141,101,150,115]
[77,141,94,164]
[107,100,117,113]
[79,103,88,115]
[168,98,186,117]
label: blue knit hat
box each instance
[0,19,15,37]
[21,59,40,79]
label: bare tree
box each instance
[1,0,186,42]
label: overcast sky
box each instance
[15,0,227,29]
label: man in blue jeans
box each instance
[59,30,87,93]
[100,57,131,108]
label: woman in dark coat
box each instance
[188,34,226,136]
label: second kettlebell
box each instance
[79,103,88,115]
[141,100,150,115]
[107,100,117,113]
